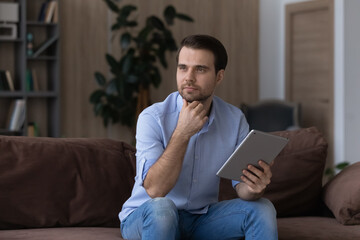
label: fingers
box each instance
[177,99,208,138]
[183,100,208,119]
[241,160,272,193]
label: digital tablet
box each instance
[216,130,289,181]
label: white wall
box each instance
[333,0,345,165]
[343,0,360,164]
[259,0,360,164]
[259,0,311,100]
[259,0,283,99]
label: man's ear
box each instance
[216,69,225,85]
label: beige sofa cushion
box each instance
[323,162,360,225]
[0,136,136,229]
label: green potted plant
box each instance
[325,161,350,179]
[89,0,194,130]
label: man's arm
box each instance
[143,99,208,198]
[235,160,273,201]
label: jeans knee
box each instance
[258,198,276,217]
[147,197,177,212]
[145,197,178,224]
[249,198,277,227]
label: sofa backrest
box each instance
[0,127,328,230]
[219,127,328,217]
[0,136,136,230]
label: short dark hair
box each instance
[176,34,228,74]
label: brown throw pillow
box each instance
[0,136,136,230]
[263,127,328,217]
[219,127,328,218]
[323,162,360,225]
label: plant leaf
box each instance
[157,48,167,68]
[150,67,161,88]
[121,54,133,74]
[106,54,120,75]
[324,168,334,177]
[121,33,131,49]
[164,5,176,25]
[111,23,121,31]
[175,13,194,22]
[94,102,103,116]
[336,162,349,170]
[106,79,118,94]
[163,30,177,51]
[148,16,165,30]
[94,72,107,86]
[89,89,106,103]
[104,0,120,13]
[126,21,138,27]
[126,75,139,84]
[137,26,153,43]
[120,4,137,17]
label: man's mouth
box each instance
[183,86,197,91]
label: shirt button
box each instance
[195,156,199,160]
[193,179,197,183]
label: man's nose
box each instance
[185,69,195,83]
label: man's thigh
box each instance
[188,199,247,240]
[181,198,276,240]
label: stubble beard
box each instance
[179,88,211,103]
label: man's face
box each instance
[177,47,224,104]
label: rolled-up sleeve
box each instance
[135,111,165,185]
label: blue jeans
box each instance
[120,197,278,240]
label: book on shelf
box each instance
[52,2,58,23]
[7,99,26,131]
[38,2,48,22]
[0,70,7,90]
[32,69,40,91]
[26,69,40,91]
[5,70,15,91]
[32,34,59,58]
[27,122,39,137]
[26,69,33,91]
[45,1,57,23]
[38,1,58,23]
[0,70,15,91]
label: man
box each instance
[119,34,277,240]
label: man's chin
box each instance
[179,91,210,103]
[180,94,196,103]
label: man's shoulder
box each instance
[141,92,179,118]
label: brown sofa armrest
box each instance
[323,162,360,225]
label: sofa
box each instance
[0,127,359,240]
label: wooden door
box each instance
[285,0,334,164]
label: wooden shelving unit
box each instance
[0,0,60,137]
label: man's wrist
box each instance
[236,183,264,201]
[172,128,193,141]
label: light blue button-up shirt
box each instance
[119,92,249,221]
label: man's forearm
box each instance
[143,129,190,198]
[143,100,208,198]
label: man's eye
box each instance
[178,65,187,70]
[197,67,205,72]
